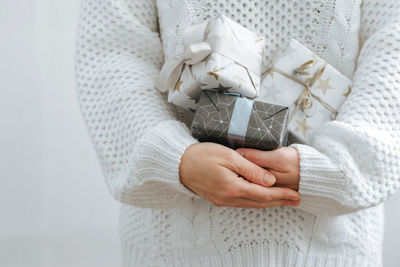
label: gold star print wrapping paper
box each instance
[166,15,264,110]
[258,39,352,144]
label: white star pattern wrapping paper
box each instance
[258,39,352,144]
[161,15,264,110]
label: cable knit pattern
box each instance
[75,0,400,266]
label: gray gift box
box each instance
[191,90,290,150]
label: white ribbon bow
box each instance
[157,16,262,94]
[157,21,212,92]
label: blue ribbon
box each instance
[227,94,254,148]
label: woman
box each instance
[75,0,400,266]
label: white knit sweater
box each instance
[75,0,400,266]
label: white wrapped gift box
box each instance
[157,15,264,110]
[258,39,353,144]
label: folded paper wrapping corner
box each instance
[157,14,265,110]
[191,90,290,151]
[258,39,352,144]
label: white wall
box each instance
[0,1,399,267]
[0,1,120,266]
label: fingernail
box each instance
[263,174,274,185]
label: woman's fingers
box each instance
[236,148,278,168]
[206,167,300,208]
[180,142,300,209]
[236,147,301,191]
[208,177,300,208]
[236,177,300,201]
[226,151,276,186]
[236,147,297,172]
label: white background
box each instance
[0,1,399,266]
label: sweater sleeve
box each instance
[75,0,201,209]
[290,0,400,216]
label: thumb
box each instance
[230,152,276,187]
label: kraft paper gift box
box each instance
[157,14,264,110]
[191,90,290,151]
[258,39,353,144]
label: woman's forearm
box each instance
[75,0,200,208]
[291,0,400,216]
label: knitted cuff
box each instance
[134,120,201,200]
[290,143,346,215]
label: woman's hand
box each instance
[179,143,300,208]
[236,147,300,191]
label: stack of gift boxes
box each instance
[157,15,352,150]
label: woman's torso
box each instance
[121,1,384,266]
